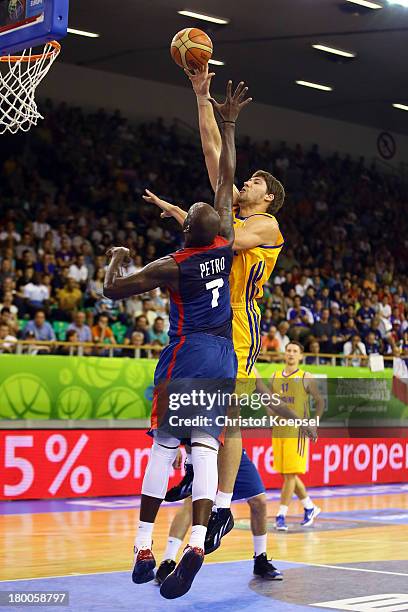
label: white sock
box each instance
[278,505,288,517]
[185,452,192,465]
[189,524,207,549]
[253,534,267,557]
[215,490,233,509]
[135,520,153,549]
[163,537,182,561]
[301,496,314,510]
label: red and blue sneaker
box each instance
[160,545,204,599]
[132,546,156,584]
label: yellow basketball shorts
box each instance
[232,303,261,381]
[272,433,309,474]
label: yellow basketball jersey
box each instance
[230,212,284,306]
[271,368,310,456]
[271,368,310,419]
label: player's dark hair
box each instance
[253,170,285,215]
[285,340,304,353]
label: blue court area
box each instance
[1,561,311,612]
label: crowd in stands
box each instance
[0,102,407,365]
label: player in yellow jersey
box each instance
[270,341,324,531]
[186,65,286,547]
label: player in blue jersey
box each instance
[156,447,283,584]
[104,80,252,600]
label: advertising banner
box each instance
[1,429,407,500]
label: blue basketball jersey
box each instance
[168,236,233,340]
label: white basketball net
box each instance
[0,41,60,134]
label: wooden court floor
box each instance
[1,485,407,582]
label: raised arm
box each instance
[186,65,240,202]
[142,190,187,225]
[209,81,252,242]
[103,247,178,300]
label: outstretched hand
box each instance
[142,189,174,218]
[184,63,215,98]
[209,80,252,123]
[106,246,130,262]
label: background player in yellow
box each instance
[143,64,286,550]
[270,341,324,531]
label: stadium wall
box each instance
[40,63,408,165]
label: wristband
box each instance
[221,121,236,125]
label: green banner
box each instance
[257,363,406,426]
[0,355,405,426]
[0,355,156,420]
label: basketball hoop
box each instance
[0,40,61,135]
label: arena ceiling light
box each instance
[208,59,225,66]
[312,44,356,59]
[393,103,408,111]
[67,28,100,38]
[345,0,383,8]
[296,80,333,92]
[177,10,230,24]
[387,0,408,6]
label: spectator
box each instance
[356,297,375,331]
[312,299,324,323]
[311,308,333,351]
[0,323,17,353]
[56,236,74,269]
[340,304,356,327]
[125,315,149,357]
[377,295,392,320]
[67,311,92,343]
[275,321,290,353]
[261,308,274,334]
[23,273,50,312]
[287,296,314,327]
[59,329,79,355]
[0,259,14,285]
[0,307,18,335]
[342,317,359,342]
[16,249,36,272]
[329,319,346,354]
[149,339,164,359]
[343,334,367,367]
[261,325,280,361]
[149,317,168,345]
[364,331,381,355]
[15,234,36,260]
[124,331,145,358]
[305,340,328,365]
[302,286,316,310]
[86,268,105,306]
[91,312,115,345]
[56,278,82,320]
[68,255,89,287]
[0,291,18,318]
[23,309,56,342]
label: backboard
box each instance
[0,0,68,54]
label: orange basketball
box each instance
[170,28,213,71]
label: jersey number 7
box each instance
[206,278,224,308]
